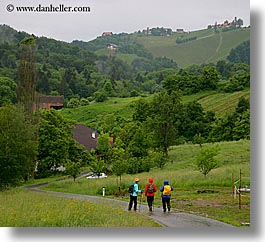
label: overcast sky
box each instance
[0,0,250,42]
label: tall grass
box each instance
[0,188,161,227]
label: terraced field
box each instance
[198,90,250,117]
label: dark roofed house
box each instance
[73,124,99,151]
[37,95,64,110]
[73,124,114,152]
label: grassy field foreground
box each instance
[42,140,250,227]
[0,140,250,227]
[0,188,161,227]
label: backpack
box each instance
[148,183,154,193]
[163,185,171,196]
[128,184,134,194]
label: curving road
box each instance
[26,183,236,229]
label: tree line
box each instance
[1,25,249,108]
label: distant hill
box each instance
[0,24,250,102]
[0,24,250,70]
[135,28,250,68]
[0,24,29,43]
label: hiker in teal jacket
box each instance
[128,178,142,211]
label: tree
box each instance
[0,77,16,106]
[127,125,149,158]
[111,147,128,193]
[227,40,250,65]
[103,80,115,97]
[237,18,244,28]
[0,105,38,189]
[96,133,112,158]
[66,159,81,182]
[90,159,106,177]
[195,146,220,177]
[147,90,183,157]
[94,90,108,102]
[17,36,38,117]
[199,66,219,90]
[37,109,84,178]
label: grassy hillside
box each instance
[42,139,250,226]
[136,28,250,68]
[60,89,250,127]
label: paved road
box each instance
[26,183,236,229]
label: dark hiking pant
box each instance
[147,196,154,211]
[162,197,171,212]
[128,195,138,211]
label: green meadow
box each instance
[42,139,250,227]
[136,28,250,68]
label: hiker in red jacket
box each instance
[144,178,157,212]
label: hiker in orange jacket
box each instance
[144,178,157,212]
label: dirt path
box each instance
[26,183,235,229]
[205,32,223,63]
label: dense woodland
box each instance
[0,24,250,188]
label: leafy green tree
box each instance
[111,147,127,192]
[227,40,249,64]
[195,146,220,177]
[67,98,80,108]
[147,90,183,157]
[236,97,250,114]
[0,77,16,106]
[132,98,150,122]
[103,80,115,97]
[127,125,149,158]
[180,101,215,142]
[199,66,219,90]
[0,105,38,189]
[90,159,106,177]
[94,90,108,102]
[37,109,83,178]
[66,159,81,182]
[96,133,111,153]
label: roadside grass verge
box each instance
[0,188,161,227]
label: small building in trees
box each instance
[102,32,113,36]
[72,124,114,152]
[35,95,64,111]
[107,43,118,51]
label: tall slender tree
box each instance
[17,36,38,117]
